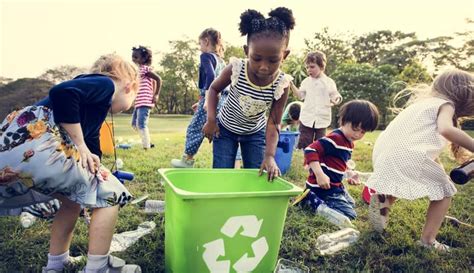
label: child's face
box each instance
[132,51,144,65]
[111,82,137,114]
[306,62,323,78]
[244,38,289,82]
[341,123,366,142]
[199,38,210,53]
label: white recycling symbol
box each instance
[202,215,269,273]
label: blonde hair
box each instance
[90,53,139,93]
[199,28,224,58]
[392,69,474,162]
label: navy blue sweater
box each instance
[36,74,115,157]
[198,53,217,91]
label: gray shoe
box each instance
[171,155,195,168]
[79,255,141,273]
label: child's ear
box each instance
[124,82,132,94]
[283,49,290,60]
[243,45,249,56]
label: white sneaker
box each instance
[171,155,195,168]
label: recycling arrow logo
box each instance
[202,215,269,273]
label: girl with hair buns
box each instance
[203,7,296,180]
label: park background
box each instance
[1,0,473,272]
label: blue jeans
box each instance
[304,187,357,220]
[131,106,151,129]
[213,123,265,168]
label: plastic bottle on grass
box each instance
[20,212,37,228]
[144,200,165,214]
[316,228,360,255]
[316,203,354,229]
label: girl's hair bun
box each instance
[239,9,265,36]
[269,7,295,30]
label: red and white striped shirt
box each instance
[134,65,154,108]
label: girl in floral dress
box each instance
[0,54,142,272]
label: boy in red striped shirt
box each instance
[302,100,379,220]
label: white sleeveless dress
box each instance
[366,97,457,200]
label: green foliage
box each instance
[38,65,88,84]
[304,27,354,75]
[0,78,54,118]
[281,54,307,88]
[223,44,245,63]
[398,62,432,84]
[157,39,199,114]
[331,63,395,127]
[352,30,416,66]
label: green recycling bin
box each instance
[159,169,302,273]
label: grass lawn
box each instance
[0,114,472,272]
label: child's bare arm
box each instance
[308,161,330,189]
[146,71,162,104]
[437,104,474,152]
[290,82,304,100]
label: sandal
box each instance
[417,240,451,252]
[369,194,391,232]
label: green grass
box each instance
[0,115,473,272]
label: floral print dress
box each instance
[0,106,132,218]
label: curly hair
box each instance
[132,46,153,65]
[239,7,295,46]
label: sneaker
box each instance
[171,155,195,168]
[369,194,391,233]
[79,255,141,273]
[150,143,155,149]
[417,240,451,252]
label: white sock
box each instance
[45,250,69,270]
[84,253,109,272]
[139,128,150,149]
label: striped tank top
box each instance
[217,58,293,135]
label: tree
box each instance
[398,62,432,85]
[38,65,88,84]
[331,63,395,127]
[0,78,54,118]
[281,54,306,88]
[158,39,199,114]
[352,30,416,66]
[304,27,354,75]
[223,44,245,63]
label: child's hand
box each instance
[331,95,342,105]
[152,95,159,104]
[316,173,331,189]
[259,156,281,182]
[347,171,361,185]
[77,143,100,174]
[191,102,199,112]
[202,121,219,142]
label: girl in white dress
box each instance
[366,69,474,251]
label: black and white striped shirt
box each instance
[218,58,290,135]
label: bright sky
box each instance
[1,0,473,79]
